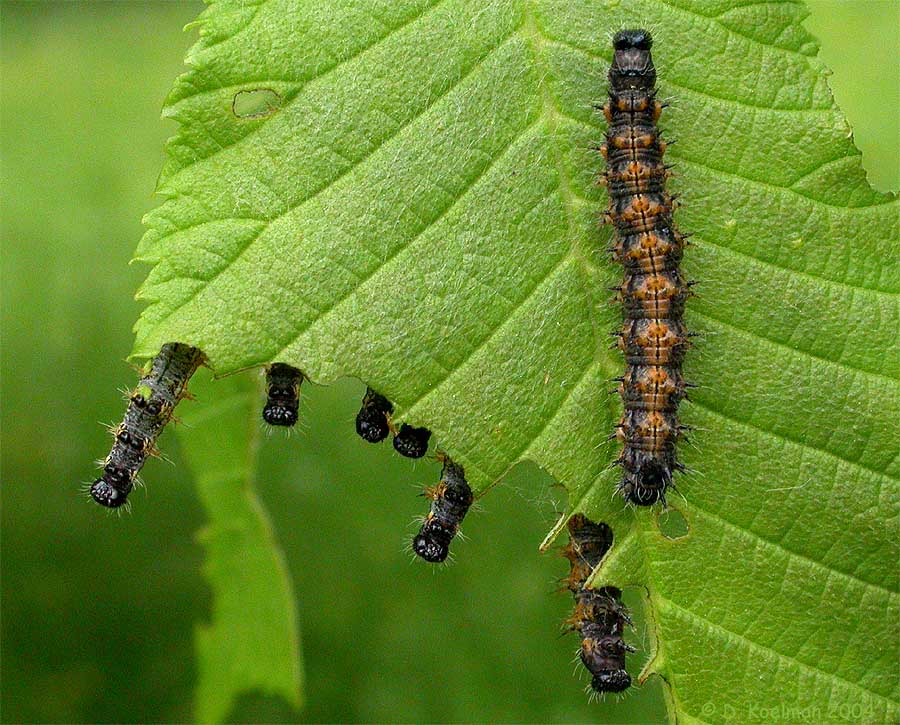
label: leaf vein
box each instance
[536,34,831,113]
[690,307,899,386]
[151,28,521,334]
[166,0,446,180]
[656,0,815,61]
[682,499,896,597]
[535,97,890,214]
[272,113,546,361]
[672,156,896,212]
[692,233,898,299]
[691,399,898,485]
[405,253,574,416]
[659,595,899,707]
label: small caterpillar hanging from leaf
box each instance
[412,456,473,563]
[262,363,304,427]
[393,423,431,459]
[355,387,393,442]
[601,29,693,506]
[354,388,432,458]
[89,343,203,509]
[562,514,633,695]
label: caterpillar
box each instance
[412,456,473,563]
[262,363,303,427]
[354,388,432,458]
[355,387,393,443]
[393,423,431,459]
[90,343,203,509]
[601,29,692,506]
[562,514,633,695]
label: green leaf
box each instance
[136,0,899,721]
[176,369,303,723]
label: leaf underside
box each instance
[136,0,899,722]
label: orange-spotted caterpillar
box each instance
[601,29,693,506]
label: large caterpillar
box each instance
[90,343,203,508]
[562,514,633,694]
[601,29,692,506]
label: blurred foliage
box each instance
[0,2,896,723]
[178,370,304,723]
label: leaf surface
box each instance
[137,0,899,721]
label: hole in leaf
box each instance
[232,88,282,119]
[656,507,689,540]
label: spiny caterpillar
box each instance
[393,423,431,459]
[90,343,203,509]
[601,29,692,506]
[412,456,473,563]
[354,387,432,458]
[562,514,633,695]
[355,387,393,443]
[262,363,303,427]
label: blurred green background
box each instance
[1,2,897,723]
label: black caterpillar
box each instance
[393,423,431,459]
[90,343,203,509]
[412,456,473,563]
[562,514,633,694]
[354,387,431,458]
[355,387,393,442]
[601,29,692,506]
[262,363,303,427]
